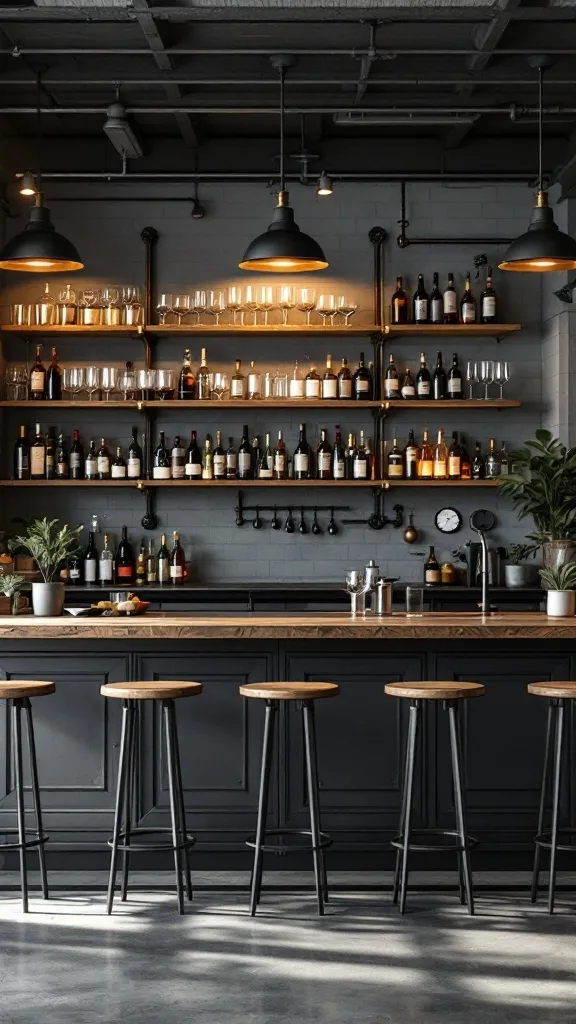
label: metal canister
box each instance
[370,580,393,616]
[79,306,102,326]
[364,559,380,590]
[102,306,121,326]
[54,303,77,325]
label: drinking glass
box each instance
[337,294,358,326]
[264,372,274,400]
[101,366,117,401]
[78,289,101,326]
[70,367,85,401]
[155,368,174,400]
[480,359,495,400]
[138,368,156,400]
[466,360,479,400]
[156,293,172,325]
[172,294,191,326]
[119,365,137,401]
[258,285,275,326]
[273,370,288,399]
[62,366,74,400]
[191,289,206,325]
[207,290,225,326]
[227,286,243,326]
[406,586,424,617]
[85,366,101,401]
[244,285,259,326]
[101,286,120,308]
[122,285,142,326]
[494,360,510,399]
[278,285,295,326]
[296,287,316,326]
[11,303,33,327]
[211,371,229,400]
[317,293,336,325]
[5,366,28,401]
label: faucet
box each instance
[477,529,491,615]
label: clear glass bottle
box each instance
[247,360,262,400]
[484,437,501,478]
[289,360,305,399]
[99,534,114,585]
[196,347,212,399]
[305,365,321,400]
[384,353,399,400]
[202,436,214,480]
[401,367,416,399]
[433,428,448,479]
[36,282,55,326]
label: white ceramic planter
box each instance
[546,590,576,617]
[32,582,65,617]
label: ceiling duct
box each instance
[34,0,131,6]
[103,101,144,160]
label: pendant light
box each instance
[499,58,576,273]
[0,73,83,273]
[239,55,328,273]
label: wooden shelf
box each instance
[149,324,380,337]
[386,479,500,487]
[0,478,378,488]
[0,325,142,336]
[0,398,519,410]
[0,400,141,409]
[383,399,520,409]
[385,324,520,338]
[0,479,136,487]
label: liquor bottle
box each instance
[294,423,310,480]
[448,431,462,479]
[135,541,146,586]
[472,441,484,480]
[337,358,353,399]
[447,353,462,399]
[230,359,245,399]
[429,272,443,324]
[115,525,134,585]
[68,550,84,586]
[30,423,46,480]
[433,428,448,479]
[238,426,253,480]
[289,360,305,399]
[353,352,373,400]
[384,353,399,400]
[432,351,447,400]
[412,274,429,323]
[443,273,458,325]
[485,437,501,478]
[226,437,237,479]
[390,275,408,324]
[202,436,214,480]
[185,430,202,479]
[146,539,157,584]
[46,347,62,400]
[170,531,186,584]
[251,435,262,477]
[274,430,287,480]
[403,429,418,480]
[37,282,55,326]
[127,427,143,480]
[111,446,126,479]
[460,271,477,324]
[316,428,332,480]
[418,429,434,479]
[99,534,114,585]
[170,435,185,480]
[55,433,69,479]
[213,430,226,480]
[14,425,30,480]
[460,435,472,480]
[500,441,509,475]
[424,545,442,585]
[401,367,416,399]
[305,365,321,400]
[353,430,369,480]
[152,431,170,479]
[322,355,338,399]
[332,426,346,479]
[345,432,356,480]
[416,352,431,398]
[85,439,97,481]
[30,344,46,400]
[45,430,55,480]
[157,534,170,584]
[97,437,110,480]
[84,530,98,585]
[196,348,211,400]
[387,436,404,479]
[481,265,497,324]
[258,433,274,479]
[178,348,196,400]
[247,360,262,400]
[70,429,85,479]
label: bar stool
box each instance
[385,680,485,916]
[528,681,576,913]
[101,680,202,915]
[0,680,53,913]
[240,681,339,916]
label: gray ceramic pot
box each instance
[504,564,536,588]
[32,581,65,617]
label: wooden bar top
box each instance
[0,612,574,640]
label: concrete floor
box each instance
[0,883,574,1024]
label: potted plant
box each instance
[504,543,538,588]
[498,430,576,568]
[0,573,27,615]
[12,518,83,617]
[539,563,576,617]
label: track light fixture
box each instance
[316,172,333,196]
[191,183,205,219]
[19,170,37,197]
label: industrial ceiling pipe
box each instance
[3,78,576,88]
[24,172,537,183]
[3,105,576,116]
[6,47,576,56]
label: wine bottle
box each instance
[14,425,30,480]
[447,352,463,399]
[433,428,448,479]
[70,429,85,480]
[30,344,46,400]
[30,423,46,480]
[416,352,431,398]
[170,434,185,480]
[247,360,262,400]
[170,531,186,585]
[152,431,170,479]
[413,274,429,323]
[202,436,214,480]
[230,359,245,399]
[196,348,211,400]
[46,346,62,400]
[472,441,484,479]
[353,430,369,480]
[484,437,501,478]
[500,441,509,475]
[214,430,226,480]
[294,424,310,480]
[337,358,352,399]
[157,534,170,584]
[316,428,332,480]
[135,541,146,586]
[251,435,262,477]
[418,429,434,479]
[429,273,443,324]
[68,550,84,586]
[387,436,404,479]
[345,432,356,480]
[305,364,321,400]
[146,539,157,583]
[84,530,98,585]
[95,437,110,480]
[127,427,143,480]
[353,352,373,400]
[289,360,305,399]
[460,271,477,324]
[99,534,114,584]
[45,430,55,480]
[401,367,416,399]
[443,273,458,325]
[322,355,338,400]
[403,429,418,480]
[384,353,399,400]
[185,430,202,479]
[238,425,253,480]
[111,446,126,479]
[273,430,287,480]
[424,545,442,585]
[460,434,472,480]
[432,350,447,400]
[481,266,497,324]
[391,275,408,324]
[85,439,97,481]
[258,433,274,479]
[448,431,461,479]
[226,437,237,479]
[55,433,69,479]
[178,348,196,400]
[332,426,346,479]
[115,525,134,585]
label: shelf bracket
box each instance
[136,481,159,530]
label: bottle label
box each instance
[171,463,185,480]
[385,379,399,395]
[112,464,126,479]
[70,453,82,470]
[448,456,461,476]
[322,379,338,399]
[434,459,447,477]
[294,453,308,473]
[482,296,496,317]
[231,379,244,397]
[274,453,286,473]
[305,379,321,399]
[431,298,443,322]
[356,379,370,393]
[153,466,171,479]
[116,566,132,579]
[127,457,141,479]
[70,567,81,580]
[353,460,368,479]
[100,562,113,583]
[97,456,110,475]
[401,385,416,398]
[214,454,226,476]
[462,302,476,323]
[227,454,237,471]
[388,463,403,478]
[30,449,45,475]
[259,467,273,479]
[147,570,157,583]
[420,460,433,478]
[333,457,345,479]
[185,462,201,478]
[158,558,169,582]
[415,298,428,321]
[444,291,457,314]
[85,457,97,476]
[338,379,352,399]
[417,380,430,396]
[170,565,183,579]
[406,450,417,463]
[238,452,251,472]
[448,378,462,395]
[425,568,442,584]
[289,379,305,398]
[318,452,332,473]
[84,561,97,583]
[57,461,68,477]
[30,370,45,392]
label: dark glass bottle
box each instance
[353,430,369,480]
[387,436,404,479]
[170,434,186,480]
[460,434,472,480]
[185,430,202,480]
[85,439,97,481]
[424,545,441,585]
[448,431,462,479]
[353,352,373,400]
[68,550,84,586]
[238,425,253,480]
[443,273,458,325]
[213,430,226,480]
[416,352,431,398]
[14,425,30,480]
[403,429,418,480]
[45,430,55,480]
[391,275,408,324]
[432,351,447,400]
[30,344,46,400]
[55,433,69,479]
[429,272,443,324]
[273,431,287,480]
[115,525,134,585]
[152,431,170,479]
[127,427,143,480]
[472,441,484,479]
[481,266,497,324]
[170,531,186,584]
[384,353,399,400]
[293,424,310,480]
[30,423,46,480]
[258,433,274,480]
[111,446,126,479]
[251,435,263,478]
[316,428,332,480]
[226,437,237,480]
[97,437,110,480]
[46,347,62,400]
[401,367,416,399]
[84,531,98,585]
[70,429,85,480]
[460,271,477,324]
[332,426,346,480]
[178,348,196,400]
[447,352,463,399]
[412,274,429,324]
[157,534,170,584]
[345,432,356,480]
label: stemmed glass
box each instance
[227,286,243,326]
[156,293,172,325]
[62,367,74,401]
[101,367,117,401]
[258,286,275,326]
[192,289,207,325]
[494,361,510,399]
[345,569,370,617]
[337,294,358,326]
[244,285,259,326]
[70,367,85,402]
[122,286,142,327]
[85,366,101,401]
[278,285,295,326]
[480,359,495,400]
[138,369,156,401]
[466,360,479,400]
[155,369,174,400]
[211,371,229,400]
[207,290,225,326]
[119,364,137,401]
[297,288,316,326]
[172,294,191,326]
[317,294,336,326]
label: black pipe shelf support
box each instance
[235,491,350,528]
[342,487,403,531]
[396,182,513,249]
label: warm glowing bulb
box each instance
[19,187,36,197]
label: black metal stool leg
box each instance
[12,700,28,913]
[302,701,327,916]
[121,702,136,902]
[393,746,410,905]
[448,702,474,915]
[163,700,185,915]
[548,698,564,915]
[249,700,276,916]
[531,699,554,904]
[24,697,48,901]
[106,700,131,915]
[399,701,419,916]
[168,701,193,902]
[453,703,467,907]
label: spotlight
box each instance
[191,197,205,219]
[316,172,333,196]
[18,170,37,197]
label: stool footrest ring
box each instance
[534,827,576,853]
[0,829,48,852]
[246,827,333,855]
[391,828,478,854]
[106,827,196,854]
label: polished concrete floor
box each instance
[0,880,574,1024]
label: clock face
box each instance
[435,507,462,534]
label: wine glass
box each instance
[207,290,225,326]
[62,366,74,401]
[480,359,494,401]
[244,285,259,326]
[155,368,174,400]
[138,369,156,401]
[122,285,142,327]
[317,294,336,326]
[156,294,172,325]
[227,286,243,326]
[101,366,117,402]
[466,360,479,400]
[191,289,206,326]
[345,569,370,617]
[494,360,510,399]
[70,367,85,402]
[337,294,358,326]
[297,288,316,326]
[101,287,120,308]
[85,366,101,402]
[257,285,275,326]
[119,364,137,401]
[211,371,229,401]
[172,294,191,326]
[278,285,295,326]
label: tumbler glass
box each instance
[406,586,424,617]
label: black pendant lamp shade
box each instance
[239,189,328,272]
[0,194,84,273]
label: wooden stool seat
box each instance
[100,681,203,700]
[385,681,485,700]
[239,682,339,701]
[0,680,55,700]
[528,681,576,699]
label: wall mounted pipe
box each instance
[396,182,515,249]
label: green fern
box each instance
[539,563,576,591]
[498,429,576,543]
[12,518,83,583]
